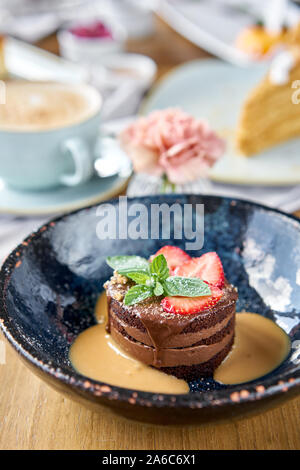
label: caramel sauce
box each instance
[69,293,189,394]
[70,295,291,393]
[214,313,291,385]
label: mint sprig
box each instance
[106,255,150,275]
[123,285,153,306]
[150,253,169,280]
[163,276,211,297]
[106,254,211,306]
[125,271,151,285]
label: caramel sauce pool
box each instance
[69,293,189,394]
[69,294,291,392]
[214,312,290,384]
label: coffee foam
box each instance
[0,81,101,132]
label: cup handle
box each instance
[60,137,94,186]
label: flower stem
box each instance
[161,174,176,193]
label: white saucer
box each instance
[0,174,130,216]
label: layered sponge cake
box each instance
[104,248,237,381]
[236,46,300,156]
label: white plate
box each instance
[159,0,300,66]
[141,59,300,186]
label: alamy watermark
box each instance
[96,196,204,251]
[0,80,5,104]
[291,80,300,104]
[0,340,5,364]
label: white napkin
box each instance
[127,173,300,213]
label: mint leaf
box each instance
[125,272,151,285]
[124,285,153,306]
[106,255,150,275]
[150,254,169,280]
[163,277,211,297]
[154,281,164,296]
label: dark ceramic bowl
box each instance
[0,195,299,425]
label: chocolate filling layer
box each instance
[111,325,234,368]
[110,308,235,348]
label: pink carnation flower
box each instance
[119,108,225,184]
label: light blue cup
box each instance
[0,83,102,191]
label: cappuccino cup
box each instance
[0,81,102,190]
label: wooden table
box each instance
[0,17,299,451]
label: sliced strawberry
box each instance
[161,286,223,315]
[151,246,191,273]
[174,252,225,288]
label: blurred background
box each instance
[0,0,300,260]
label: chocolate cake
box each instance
[104,272,238,381]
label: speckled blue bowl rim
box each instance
[0,194,299,410]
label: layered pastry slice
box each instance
[104,247,237,381]
[236,47,300,156]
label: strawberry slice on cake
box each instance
[161,286,223,315]
[151,245,191,273]
[174,252,225,288]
